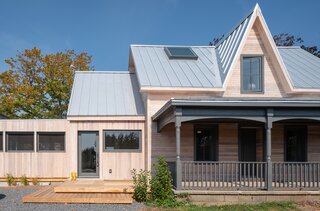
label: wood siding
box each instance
[0,120,69,178]
[223,20,286,98]
[69,120,145,180]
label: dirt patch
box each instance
[296,201,320,211]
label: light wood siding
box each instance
[0,120,69,178]
[223,20,285,98]
[219,123,238,161]
[308,125,320,161]
[271,124,284,162]
[69,120,145,180]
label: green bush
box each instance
[149,156,176,207]
[131,169,150,202]
[6,174,16,186]
[20,175,29,186]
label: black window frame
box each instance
[241,55,264,93]
[37,132,66,152]
[0,132,3,152]
[284,125,307,162]
[164,47,198,60]
[6,132,35,152]
[103,130,142,152]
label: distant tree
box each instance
[0,47,93,119]
[209,32,320,58]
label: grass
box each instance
[144,201,298,211]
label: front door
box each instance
[195,126,218,161]
[78,131,99,178]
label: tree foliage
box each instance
[0,47,93,119]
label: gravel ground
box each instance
[0,187,145,211]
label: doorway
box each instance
[194,125,218,161]
[78,131,99,178]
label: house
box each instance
[0,4,320,192]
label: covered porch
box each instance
[152,98,320,191]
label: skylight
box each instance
[164,47,198,60]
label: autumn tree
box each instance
[0,47,93,119]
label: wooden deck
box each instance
[23,180,134,204]
[54,180,134,193]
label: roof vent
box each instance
[164,47,198,60]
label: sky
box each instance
[0,0,319,71]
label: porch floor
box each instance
[23,180,134,204]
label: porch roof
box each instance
[152,98,320,131]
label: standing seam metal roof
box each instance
[67,71,145,116]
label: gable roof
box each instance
[130,4,320,93]
[67,71,144,116]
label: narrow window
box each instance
[242,56,263,92]
[6,132,34,151]
[285,126,307,162]
[104,130,141,152]
[38,132,65,152]
[0,132,3,151]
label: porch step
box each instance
[23,186,133,204]
[54,180,134,193]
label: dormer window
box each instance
[241,56,263,93]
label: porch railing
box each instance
[181,161,266,190]
[272,162,320,190]
[178,161,320,190]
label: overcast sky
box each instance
[0,0,319,71]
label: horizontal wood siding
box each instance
[308,125,320,162]
[0,120,69,178]
[219,123,238,161]
[223,20,285,98]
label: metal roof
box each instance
[130,45,222,88]
[278,47,320,89]
[67,71,144,116]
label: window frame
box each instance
[103,130,142,153]
[164,47,198,60]
[37,132,66,153]
[6,132,35,152]
[0,132,3,152]
[284,125,308,162]
[241,55,264,94]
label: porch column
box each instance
[266,109,273,191]
[175,116,182,190]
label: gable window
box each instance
[241,56,263,93]
[104,130,141,152]
[37,132,65,152]
[6,132,34,152]
[285,126,307,162]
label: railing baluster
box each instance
[214,163,216,188]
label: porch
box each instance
[152,98,320,191]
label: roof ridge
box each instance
[75,71,132,74]
[277,46,301,49]
[130,44,216,48]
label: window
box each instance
[195,126,218,161]
[104,130,141,151]
[164,47,198,60]
[6,132,34,151]
[285,126,307,162]
[242,56,263,92]
[38,132,65,151]
[0,132,3,151]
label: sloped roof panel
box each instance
[131,45,222,88]
[67,71,145,116]
[278,47,320,89]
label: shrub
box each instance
[6,174,16,186]
[131,169,150,202]
[20,174,29,186]
[149,156,176,207]
[32,177,39,186]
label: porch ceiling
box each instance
[152,98,320,132]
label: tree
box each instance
[0,47,93,119]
